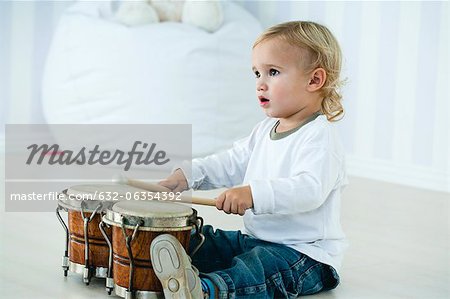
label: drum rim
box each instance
[57,190,116,212]
[114,283,164,298]
[58,184,149,212]
[111,199,193,218]
[68,261,108,278]
[102,209,197,231]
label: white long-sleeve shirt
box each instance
[186,115,348,272]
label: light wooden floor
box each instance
[326,177,448,298]
[0,176,449,298]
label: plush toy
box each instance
[114,0,224,32]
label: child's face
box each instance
[252,38,316,121]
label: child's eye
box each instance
[269,69,280,76]
[254,71,260,78]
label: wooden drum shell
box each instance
[111,226,192,292]
[68,210,112,267]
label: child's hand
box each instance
[158,169,189,192]
[216,185,253,216]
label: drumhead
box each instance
[58,184,144,212]
[104,200,196,230]
[112,200,192,219]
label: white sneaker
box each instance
[151,234,203,299]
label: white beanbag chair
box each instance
[43,1,263,157]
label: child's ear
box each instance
[307,68,326,92]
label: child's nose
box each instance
[256,81,267,91]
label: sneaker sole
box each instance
[151,235,192,299]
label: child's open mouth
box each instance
[259,96,270,106]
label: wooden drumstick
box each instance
[178,195,217,207]
[113,174,217,206]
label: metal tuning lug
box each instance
[99,220,114,295]
[124,290,133,299]
[83,267,90,285]
[56,206,70,277]
[106,277,114,295]
[61,255,69,277]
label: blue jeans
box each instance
[188,225,339,299]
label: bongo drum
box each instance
[56,184,144,284]
[101,200,205,299]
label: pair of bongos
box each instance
[56,184,205,299]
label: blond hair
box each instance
[254,21,345,121]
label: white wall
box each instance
[0,1,448,192]
[0,1,71,125]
